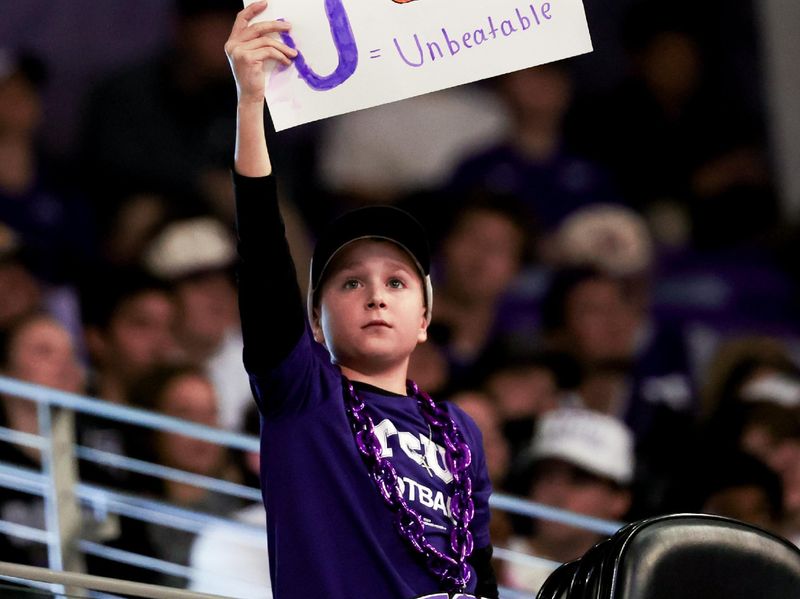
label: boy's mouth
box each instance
[363,319,391,329]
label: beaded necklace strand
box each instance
[342,377,475,591]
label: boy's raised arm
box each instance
[226,2,304,383]
[225,0,296,177]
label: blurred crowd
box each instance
[1,0,799,596]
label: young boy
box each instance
[225,3,497,598]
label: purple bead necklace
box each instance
[342,377,475,591]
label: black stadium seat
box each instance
[537,513,800,599]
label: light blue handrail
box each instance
[491,493,623,535]
[0,376,259,452]
[74,446,263,503]
[0,426,46,450]
[0,520,53,545]
[77,482,264,538]
[0,460,263,538]
[0,460,47,494]
[79,540,200,581]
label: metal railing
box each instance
[0,375,623,598]
[0,560,231,598]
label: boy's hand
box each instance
[225,0,297,104]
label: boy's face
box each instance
[313,239,428,373]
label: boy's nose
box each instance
[366,290,387,309]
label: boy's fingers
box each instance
[251,20,293,34]
[239,34,298,57]
[237,34,297,54]
[237,19,292,43]
[232,0,269,34]
[269,38,298,58]
[242,45,295,67]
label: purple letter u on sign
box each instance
[280,0,358,90]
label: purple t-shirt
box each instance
[251,326,492,598]
[235,173,493,599]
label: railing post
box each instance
[38,398,87,596]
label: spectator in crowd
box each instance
[569,1,776,251]
[0,223,45,332]
[0,48,96,288]
[0,312,163,587]
[143,215,250,430]
[76,265,177,490]
[0,313,85,567]
[446,62,623,236]
[79,266,177,404]
[565,3,795,338]
[698,335,798,431]
[695,450,784,535]
[687,347,800,544]
[406,324,452,397]
[449,389,514,582]
[0,48,93,345]
[540,266,694,427]
[97,190,174,271]
[737,400,800,546]
[538,265,696,516]
[422,191,533,393]
[482,349,582,460]
[502,407,634,594]
[547,202,656,314]
[449,390,512,491]
[127,363,244,586]
[77,0,242,228]
[188,404,271,598]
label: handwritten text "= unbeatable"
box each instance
[393,1,553,67]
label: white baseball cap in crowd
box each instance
[556,203,654,277]
[144,217,236,280]
[740,374,800,409]
[527,407,635,485]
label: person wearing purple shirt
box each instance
[225,3,497,598]
[445,63,623,234]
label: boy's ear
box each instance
[311,306,325,345]
[417,312,428,344]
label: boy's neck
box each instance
[339,364,409,396]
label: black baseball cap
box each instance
[308,205,433,319]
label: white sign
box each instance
[248,0,592,131]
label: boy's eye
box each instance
[343,279,360,289]
[388,278,405,289]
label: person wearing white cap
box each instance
[143,216,251,431]
[502,407,635,594]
